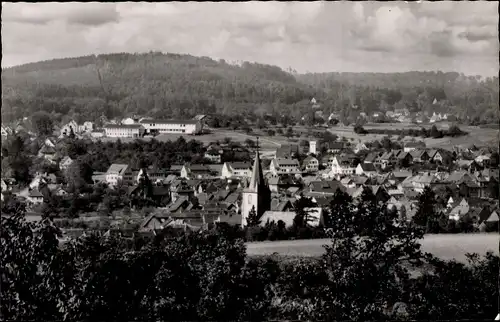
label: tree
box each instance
[430,125,442,138]
[320,186,425,321]
[353,124,367,134]
[246,206,261,227]
[32,111,54,136]
[244,139,256,149]
[412,186,438,229]
[266,129,275,137]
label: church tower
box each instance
[241,140,271,227]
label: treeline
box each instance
[1,201,498,321]
[356,124,468,138]
[2,52,498,126]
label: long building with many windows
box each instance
[103,124,144,138]
[139,119,203,135]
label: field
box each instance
[246,233,499,263]
[327,123,499,150]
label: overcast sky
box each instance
[2,1,498,76]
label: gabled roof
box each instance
[39,145,56,154]
[273,158,300,167]
[358,162,377,172]
[107,164,129,175]
[29,189,44,198]
[139,119,199,125]
[308,180,345,194]
[228,162,252,170]
[103,123,143,129]
[364,152,380,162]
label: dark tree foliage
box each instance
[1,201,498,321]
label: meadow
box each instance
[246,233,500,263]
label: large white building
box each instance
[103,124,144,138]
[139,119,203,135]
[105,164,133,186]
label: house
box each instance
[364,152,380,163]
[1,125,13,137]
[60,120,79,137]
[27,189,44,204]
[474,154,491,166]
[305,180,345,197]
[59,156,74,171]
[121,118,136,125]
[448,198,470,221]
[267,175,302,193]
[221,162,252,178]
[275,144,300,159]
[38,145,57,163]
[105,164,133,186]
[377,151,394,168]
[396,152,413,167]
[44,138,56,148]
[181,164,217,179]
[328,155,356,176]
[321,154,336,167]
[270,158,301,175]
[78,121,94,133]
[103,124,145,138]
[139,119,203,135]
[353,142,368,154]
[391,171,413,183]
[478,209,499,232]
[355,163,377,177]
[204,145,223,163]
[270,199,294,212]
[325,142,345,153]
[302,156,319,173]
[427,149,443,163]
[403,141,425,152]
[410,150,429,163]
[260,207,323,227]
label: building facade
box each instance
[139,119,202,135]
[103,124,144,138]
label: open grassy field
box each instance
[327,123,498,150]
[246,233,499,263]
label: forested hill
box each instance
[2,52,499,125]
[1,52,315,124]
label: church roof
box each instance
[248,150,265,191]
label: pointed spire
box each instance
[249,138,265,191]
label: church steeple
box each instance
[248,139,265,191]
[241,137,271,227]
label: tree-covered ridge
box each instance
[2,52,498,125]
[2,52,315,123]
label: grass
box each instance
[326,123,498,150]
[245,233,499,263]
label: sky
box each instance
[2,1,498,76]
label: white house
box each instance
[139,119,203,135]
[60,120,79,137]
[121,118,135,125]
[44,138,56,148]
[59,156,74,171]
[302,156,319,173]
[27,190,44,204]
[270,158,301,175]
[1,126,13,137]
[353,142,368,154]
[221,162,252,178]
[103,124,144,138]
[78,121,94,133]
[328,156,355,176]
[105,164,133,186]
[355,163,377,177]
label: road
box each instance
[246,234,499,263]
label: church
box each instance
[241,148,272,227]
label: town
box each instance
[2,108,498,239]
[1,2,499,321]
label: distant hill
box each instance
[2,52,498,126]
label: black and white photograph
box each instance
[1,1,499,321]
